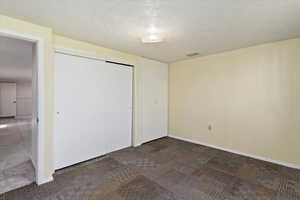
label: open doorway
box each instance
[0,35,38,193]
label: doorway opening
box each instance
[0,32,43,193]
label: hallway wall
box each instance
[16,81,32,118]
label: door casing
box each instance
[0,29,49,185]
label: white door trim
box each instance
[54,47,135,66]
[0,29,48,185]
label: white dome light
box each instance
[142,24,164,43]
[142,34,163,43]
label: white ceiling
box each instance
[0,36,33,82]
[0,0,299,63]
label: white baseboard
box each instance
[30,156,54,185]
[169,135,300,170]
[133,143,142,147]
[36,176,54,185]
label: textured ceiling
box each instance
[0,0,300,63]
[0,36,33,82]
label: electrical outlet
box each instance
[208,124,212,131]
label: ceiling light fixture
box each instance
[142,24,164,44]
[142,34,163,43]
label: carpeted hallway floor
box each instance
[1,137,300,200]
[0,118,34,194]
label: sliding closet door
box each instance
[54,53,132,169]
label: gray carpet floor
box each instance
[0,118,34,194]
[1,137,300,200]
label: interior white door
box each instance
[54,53,133,169]
[140,58,168,144]
[0,83,17,117]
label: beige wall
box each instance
[169,37,300,167]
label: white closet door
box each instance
[54,53,132,169]
[140,58,168,144]
[0,83,17,117]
